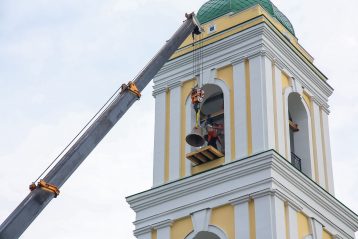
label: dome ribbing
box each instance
[197,0,295,36]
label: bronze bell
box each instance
[186,127,205,147]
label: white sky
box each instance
[0,0,357,238]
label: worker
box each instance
[204,115,224,151]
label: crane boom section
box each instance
[0,14,200,239]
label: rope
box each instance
[33,86,122,183]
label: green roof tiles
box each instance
[197,0,295,36]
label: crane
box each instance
[0,13,202,239]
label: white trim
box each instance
[128,151,358,238]
[249,56,267,153]
[253,193,275,239]
[185,96,194,177]
[153,92,166,186]
[283,87,293,161]
[214,78,232,163]
[251,190,285,239]
[157,225,171,239]
[310,218,323,239]
[232,196,250,239]
[274,65,286,156]
[321,111,335,194]
[233,62,248,159]
[185,225,229,239]
[300,94,315,180]
[312,101,326,188]
[169,86,182,181]
[191,208,212,233]
[263,56,276,150]
[287,202,299,239]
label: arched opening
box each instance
[185,83,227,169]
[288,92,312,177]
[200,84,225,154]
[194,231,220,239]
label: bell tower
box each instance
[127,1,358,239]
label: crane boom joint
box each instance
[29,180,60,198]
[120,81,141,99]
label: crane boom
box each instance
[0,13,201,239]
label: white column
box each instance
[191,208,212,233]
[169,84,182,181]
[233,61,248,159]
[134,227,152,239]
[252,190,285,239]
[185,98,194,177]
[231,196,250,239]
[274,65,286,156]
[153,220,172,239]
[312,100,326,187]
[321,110,335,194]
[249,55,275,154]
[153,91,167,187]
[310,218,323,239]
[287,202,300,239]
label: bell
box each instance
[186,127,205,147]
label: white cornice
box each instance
[153,23,333,108]
[127,150,358,238]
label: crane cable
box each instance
[32,86,122,185]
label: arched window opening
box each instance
[194,231,220,239]
[200,84,225,154]
[288,93,312,177]
[186,84,225,166]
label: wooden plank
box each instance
[201,150,215,160]
[195,153,208,163]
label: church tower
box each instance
[127,1,358,239]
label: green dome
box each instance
[197,0,295,36]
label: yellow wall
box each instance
[171,216,193,239]
[249,199,256,239]
[217,66,236,160]
[181,79,197,177]
[245,60,253,155]
[210,205,235,239]
[322,229,333,239]
[297,212,311,239]
[152,229,157,239]
[281,73,291,90]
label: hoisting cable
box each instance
[30,85,123,195]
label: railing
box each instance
[291,152,302,171]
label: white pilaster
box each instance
[169,84,182,181]
[185,97,194,177]
[252,190,286,239]
[153,91,167,186]
[191,208,212,233]
[153,220,172,239]
[274,65,286,156]
[134,227,152,239]
[287,202,300,239]
[310,218,323,239]
[321,110,335,194]
[233,61,248,159]
[312,101,326,187]
[249,55,275,154]
[231,196,250,239]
